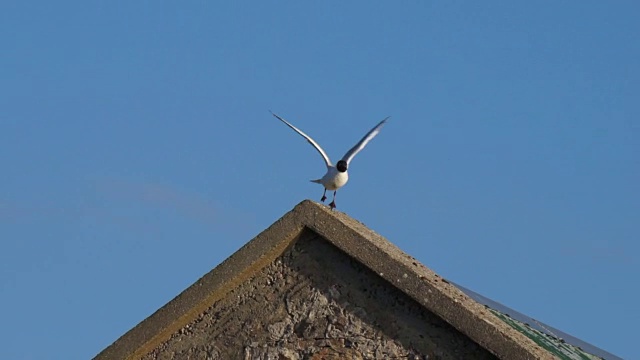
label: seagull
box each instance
[270,111,388,209]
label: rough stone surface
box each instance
[143,230,496,360]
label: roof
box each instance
[95,200,607,359]
[453,283,621,360]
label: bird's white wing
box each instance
[270,111,332,168]
[341,117,389,165]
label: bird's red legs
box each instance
[329,190,337,210]
[320,188,327,202]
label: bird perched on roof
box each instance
[270,111,388,210]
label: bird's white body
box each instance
[312,167,349,191]
[271,111,387,209]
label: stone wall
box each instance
[143,229,496,360]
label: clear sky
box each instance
[1,2,637,359]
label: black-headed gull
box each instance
[270,111,388,209]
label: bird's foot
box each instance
[329,201,336,210]
[321,195,327,202]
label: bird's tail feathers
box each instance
[310,179,322,184]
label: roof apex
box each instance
[95,200,554,360]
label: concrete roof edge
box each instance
[293,200,555,360]
[95,200,554,360]
[94,202,308,360]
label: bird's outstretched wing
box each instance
[341,117,389,165]
[270,111,332,168]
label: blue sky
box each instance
[1,2,637,359]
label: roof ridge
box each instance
[95,200,555,360]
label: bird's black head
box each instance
[337,160,348,172]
